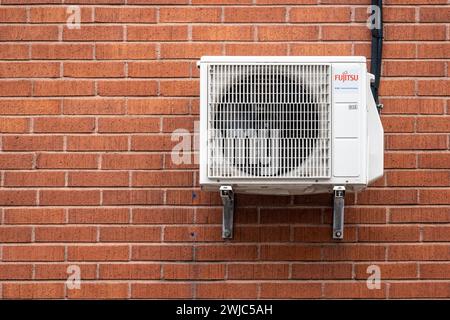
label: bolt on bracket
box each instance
[220,186,234,239]
[332,186,345,240]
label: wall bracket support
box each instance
[220,186,234,239]
[332,186,345,240]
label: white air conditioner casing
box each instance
[199,56,384,195]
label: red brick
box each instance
[132,208,194,224]
[0,62,60,78]
[419,153,450,168]
[0,99,60,115]
[355,6,415,22]
[160,79,199,96]
[382,98,445,115]
[64,62,125,78]
[260,245,321,261]
[64,98,125,115]
[355,263,418,279]
[128,98,189,115]
[385,135,447,150]
[0,264,33,280]
[379,79,415,96]
[293,226,357,242]
[68,171,128,187]
[196,245,258,261]
[3,283,65,299]
[197,283,257,299]
[324,207,387,224]
[0,26,59,41]
[0,80,31,96]
[103,154,161,170]
[193,25,253,41]
[40,190,101,206]
[32,44,93,60]
[100,226,161,242]
[37,153,98,169]
[35,264,97,280]
[3,245,65,261]
[357,189,418,205]
[132,245,193,261]
[419,189,450,204]
[290,7,350,22]
[225,43,288,55]
[423,226,450,241]
[258,26,318,41]
[0,190,37,206]
[68,283,129,299]
[418,43,450,58]
[160,7,221,22]
[34,80,95,96]
[390,207,450,223]
[324,282,386,298]
[388,245,450,260]
[260,283,322,299]
[95,7,156,23]
[4,208,65,225]
[384,152,417,169]
[35,226,97,242]
[63,25,123,41]
[0,44,29,60]
[4,171,65,187]
[100,264,161,280]
[418,80,450,96]
[67,136,128,151]
[323,245,386,261]
[128,61,190,78]
[358,226,420,242]
[164,264,225,280]
[383,61,445,77]
[68,245,130,261]
[260,208,321,224]
[103,189,164,205]
[127,26,187,41]
[98,80,157,96]
[225,7,285,22]
[291,43,352,55]
[68,208,130,224]
[0,118,29,133]
[420,7,450,22]
[322,25,369,40]
[385,25,446,40]
[383,116,417,133]
[30,6,91,23]
[389,282,450,298]
[0,7,27,22]
[132,283,192,299]
[0,227,32,243]
[96,43,156,60]
[160,43,222,59]
[292,263,352,279]
[228,264,289,280]
[163,226,221,242]
[389,169,450,186]
[98,117,159,133]
[417,117,450,132]
[34,117,94,133]
[166,189,222,205]
[133,171,193,187]
[420,263,450,279]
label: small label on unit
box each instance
[333,65,360,94]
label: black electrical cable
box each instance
[370,0,383,111]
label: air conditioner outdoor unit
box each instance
[198,56,384,239]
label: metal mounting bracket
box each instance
[332,186,345,240]
[220,186,234,239]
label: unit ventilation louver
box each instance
[208,64,331,179]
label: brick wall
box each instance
[0,0,449,299]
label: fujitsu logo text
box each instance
[334,71,359,82]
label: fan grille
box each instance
[207,64,331,178]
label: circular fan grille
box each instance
[213,73,320,177]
